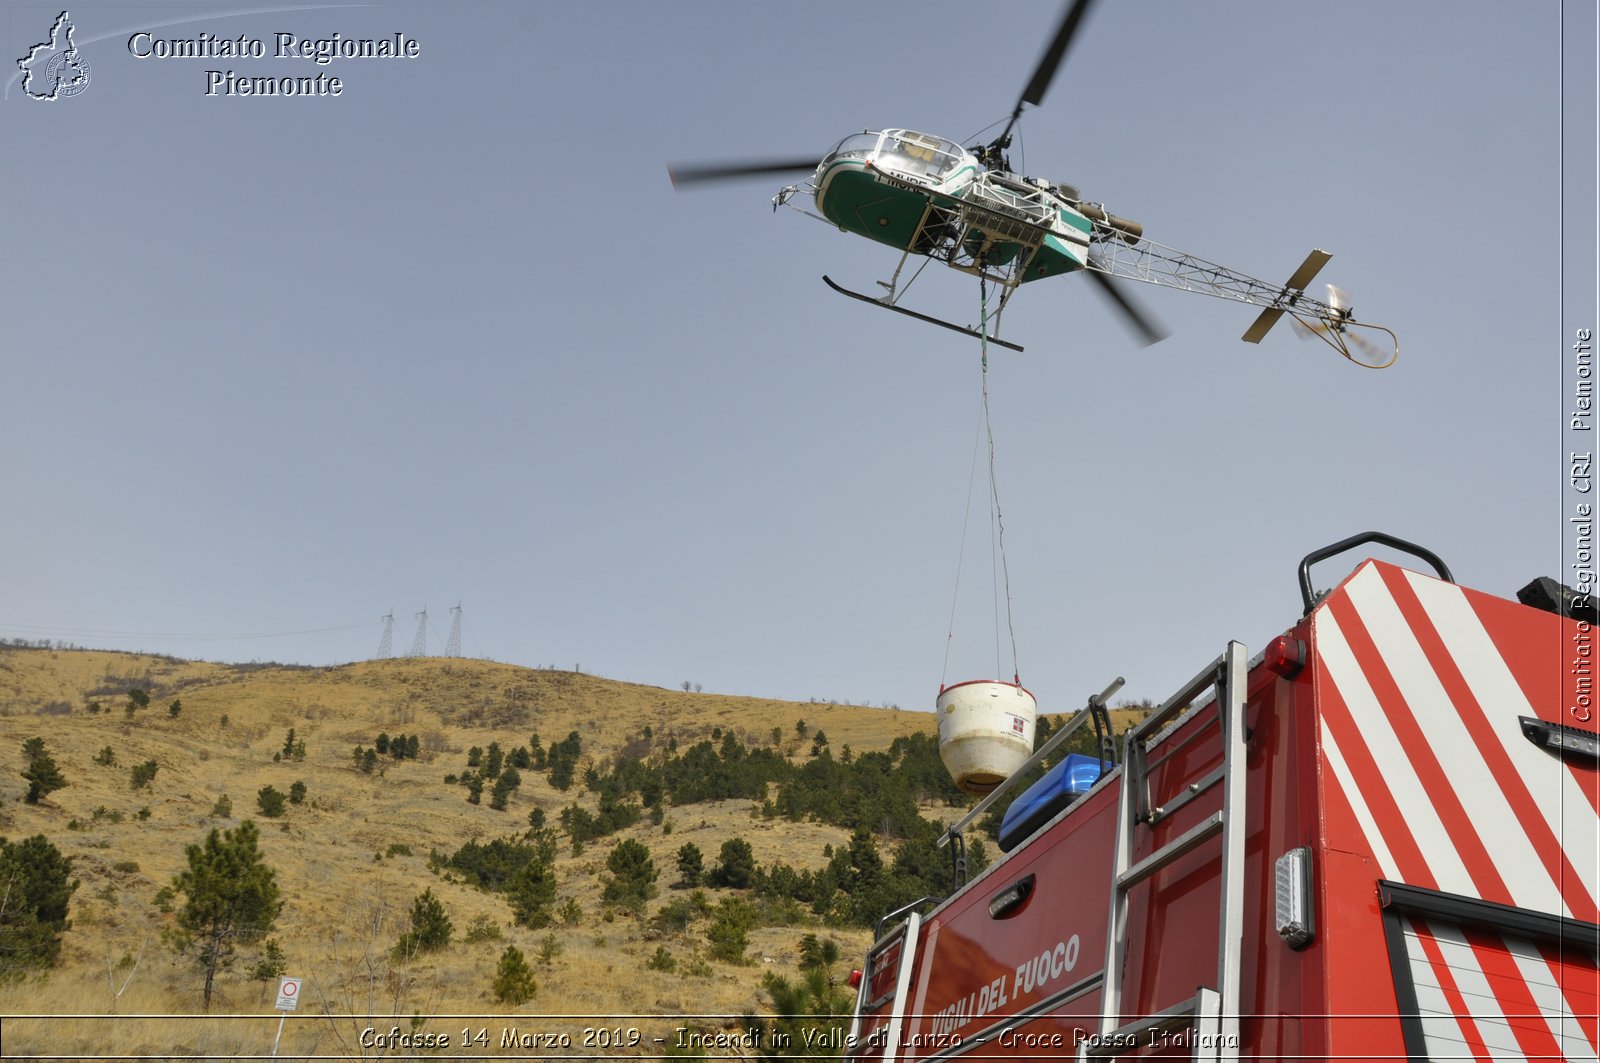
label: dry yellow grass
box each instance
[0,647,1144,1059]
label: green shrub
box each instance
[256,786,287,818]
[463,914,502,944]
[706,899,755,965]
[492,946,536,1004]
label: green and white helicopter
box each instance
[671,0,1396,367]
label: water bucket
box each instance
[936,680,1036,795]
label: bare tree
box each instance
[310,890,445,1060]
[104,937,148,1012]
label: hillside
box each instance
[0,647,1139,1059]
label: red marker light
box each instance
[1265,636,1307,678]
[847,968,863,989]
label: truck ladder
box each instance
[846,908,924,1063]
[1084,641,1248,1061]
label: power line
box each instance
[0,619,380,642]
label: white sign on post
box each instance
[275,976,301,1012]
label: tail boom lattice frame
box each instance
[1086,233,1398,365]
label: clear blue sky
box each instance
[3,1,1594,715]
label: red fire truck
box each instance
[846,534,1600,1061]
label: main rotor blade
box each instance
[1021,0,1096,108]
[1084,263,1168,347]
[668,158,820,188]
[997,0,1097,145]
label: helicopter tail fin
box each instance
[1241,307,1285,344]
[1241,248,1332,344]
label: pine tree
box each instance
[250,938,287,988]
[797,933,841,973]
[506,857,558,929]
[256,786,286,817]
[20,738,67,804]
[547,732,581,791]
[493,945,537,1004]
[0,834,77,975]
[675,843,704,888]
[602,839,658,912]
[489,766,523,811]
[394,888,453,959]
[706,898,754,965]
[754,968,854,1057]
[711,838,755,889]
[173,821,282,1009]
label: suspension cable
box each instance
[942,278,1023,690]
[979,278,1022,686]
[941,397,985,689]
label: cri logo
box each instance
[17,11,92,101]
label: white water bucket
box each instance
[936,680,1037,795]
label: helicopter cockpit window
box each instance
[827,133,881,161]
[876,130,964,182]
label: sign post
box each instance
[270,975,301,1059]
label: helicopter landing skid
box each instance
[821,276,1024,353]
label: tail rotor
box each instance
[1292,284,1398,369]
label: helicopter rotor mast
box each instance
[982,0,1097,168]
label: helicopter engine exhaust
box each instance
[1076,202,1143,243]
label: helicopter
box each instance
[669,0,1396,367]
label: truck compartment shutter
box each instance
[1381,881,1600,1061]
